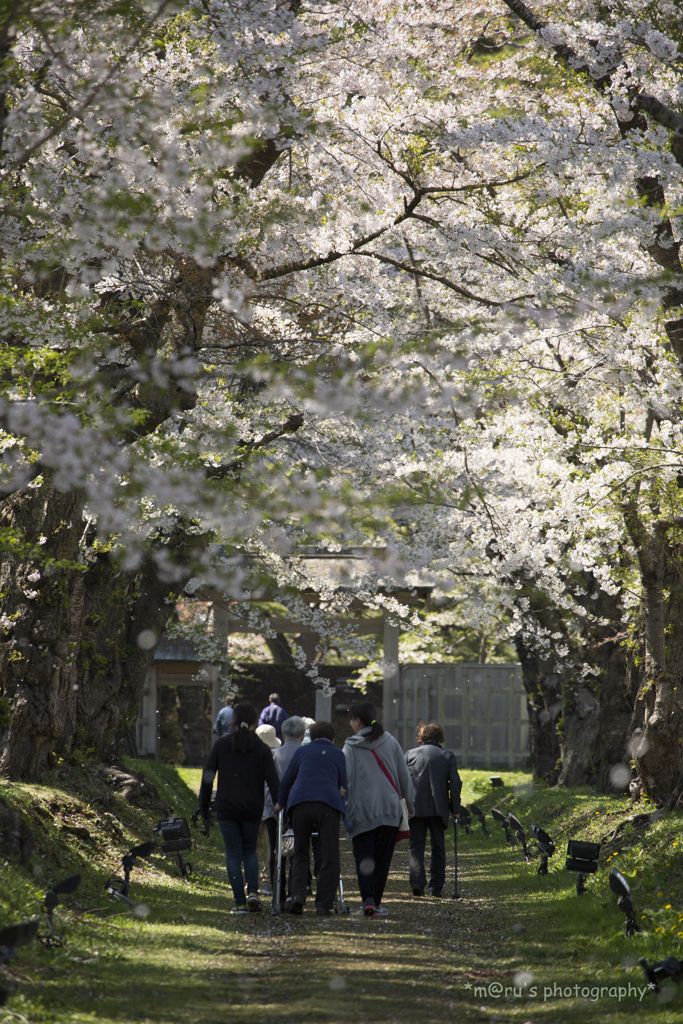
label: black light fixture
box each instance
[491,807,513,844]
[609,867,641,937]
[565,840,600,894]
[457,805,473,834]
[0,920,39,1006]
[155,816,193,879]
[530,825,556,875]
[40,874,81,948]
[640,956,682,992]
[0,920,39,964]
[105,840,156,906]
[469,804,489,838]
[507,813,531,861]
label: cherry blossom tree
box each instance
[3,0,683,808]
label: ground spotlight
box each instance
[155,816,193,879]
[565,840,600,894]
[507,813,531,861]
[469,804,489,838]
[530,825,556,875]
[0,920,39,965]
[105,840,156,906]
[640,956,683,992]
[457,806,473,834]
[491,807,513,844]
[0,920,39,1005]
[609,868,640,937]
[490,776,504,788]
[40,873,81,947]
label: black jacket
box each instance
[199,734,280,823]
[404,741,462,825]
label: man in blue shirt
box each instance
[258,693,288,741]
[213,697,233,736]
[277,721,347,916]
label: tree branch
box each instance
[356,251,533,307]
[499,0,683,166]
[204,411,304,479]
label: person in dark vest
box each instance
[258,692,288,740]
[276,721,347,916]
[404,721,462,898]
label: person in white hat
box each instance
[301,717,316,744]
[256,725,281,893]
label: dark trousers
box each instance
[290,801,341,910]
[352,825,398,906]
[217,819,260,904]
[408,815,446,892]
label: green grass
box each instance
[1,765,683,1023]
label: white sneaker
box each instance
[374,905,388,916]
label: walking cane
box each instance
[451,814,459,900]
[271,810,284,916]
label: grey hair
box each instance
[282,715,306,740]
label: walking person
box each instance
[405,722,462,897]
[274,716,306,775]
[213,695,233,736]
[255,724,281,894]
[270,716,306,899]
[199,702,279,914]
[277,721,347,916]
[344,703,415,918]
[258,692,289,740]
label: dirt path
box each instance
[124,835,510,1024]
[112,829,660,1024]
[9,766,678,1024]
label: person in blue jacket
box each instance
[258,692,288,740]
[276,721,347,916]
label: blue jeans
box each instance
[218,819,261,904]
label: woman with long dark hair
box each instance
[343,702,414,917]
[199,701,279,914]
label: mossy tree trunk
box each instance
[515,578,634,790]
[623,512,683,807]
[0,477,192,779]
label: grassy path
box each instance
[3,765,683,1024]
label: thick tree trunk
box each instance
[557,637,637,790]
[514,636,562,783]
[622,515,683,806]
[515,579,633,789]
[0,478,190,779]
[635,563,683,806]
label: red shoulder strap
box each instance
[371,749,399,793]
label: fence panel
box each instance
[391,663,529,767]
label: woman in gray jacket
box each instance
[343,702,415,917]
